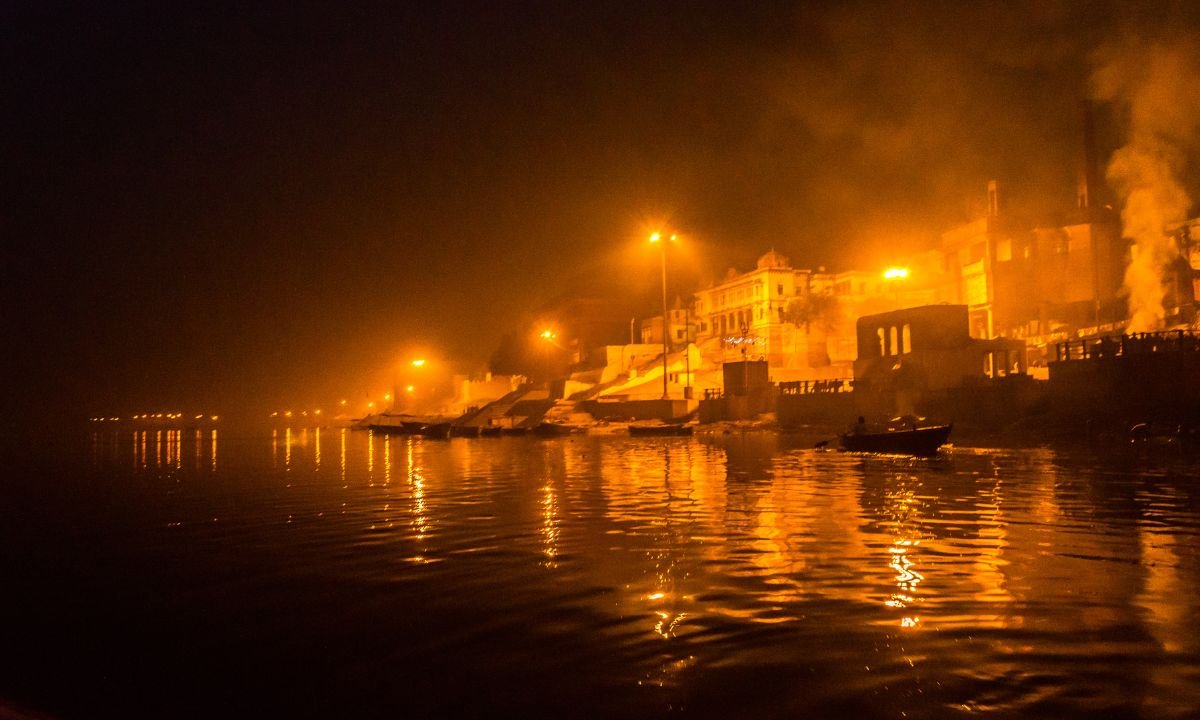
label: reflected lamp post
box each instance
[649,232,677,401]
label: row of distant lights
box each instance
[89,414,219,422]
[270,409,325,418]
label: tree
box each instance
[783,291,840,334]
[488,332,533,376]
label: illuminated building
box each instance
[638,298,694,346]
[692,250,826,376]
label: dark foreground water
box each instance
[2,428,1199,719]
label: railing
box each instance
[779,378,855,395]
[702,378,857,400]
[1054,330,1200,362]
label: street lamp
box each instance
[539,329,558,390]
[649,232,677,400]
[883,267,909,307]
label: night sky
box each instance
[5,1,1199,424]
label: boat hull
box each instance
[628,424,694,437]
[839,424,952,456]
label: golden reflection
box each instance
[139,431,147,469]
[174,430,182,469]
[1137,485,1188,654]
[886,537,923,611]
[367,430,375,484]
[541,483,559,566]
[339,428,347,485]
[314,427,321,470]
[879,479,926,629]
[272,429,278,469]
[971,477,1012,608]
[210,429,217,471]
[194,429,202,470]
[407,438,429,543]
[383,435,391,485]
[285,427,293,471]
[155,430,162,467]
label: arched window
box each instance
[902,324,911,354]
[877,328,886,357]
[889,326,899,356]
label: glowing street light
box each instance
[411,358,426,367]
[406,385,415,393]
[883,267,909,307]
[649,231,678,400]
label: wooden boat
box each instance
[417,422,452,439]
[628,423,694,437]
[531,422,582,437]
[500,426,529,437]
[449,425,481,438]
[479,426,504,438]
[839,423,952,456]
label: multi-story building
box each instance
[639,299,695,346]
[692,250,817,373]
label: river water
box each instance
[2,428,1199,718]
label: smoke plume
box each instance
[1092,35,1200,331]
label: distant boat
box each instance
[628,423,694,437]
[417,422,452,440]
[531,422,583,437]
[839,424,952,456]
[449,425,481,438]
[479,426,504,438]
[500,426,529,437]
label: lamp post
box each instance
[649,232,676,400]
[539,329,557,391]
[883,267,909,308]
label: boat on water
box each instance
[839,423,952,456]
[628,423,694,437]
[531,422,583,437]
[479,426,504,438]
[417,422,452,439]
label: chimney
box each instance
[986,179,1000,218]
[1077,100,1101,212]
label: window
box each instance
[676,329,685,340]
[889,326,899,356]
[877,328,886,357]
[997,238,1012,262]
[902,324,911,354]
[777,283,783,295]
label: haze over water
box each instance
[3,428,1199,718]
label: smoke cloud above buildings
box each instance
[1092,33,1200,331]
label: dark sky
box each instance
[5,1,1199,423]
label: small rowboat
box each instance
[531,422,583,437]
[839,424,952,456]
[628,423,694,437]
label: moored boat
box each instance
[417,422,452,439]
[839,423,952,456]
[531,422,582,437]
[628,423,694,437]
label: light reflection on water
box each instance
[6,429,1200,718]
